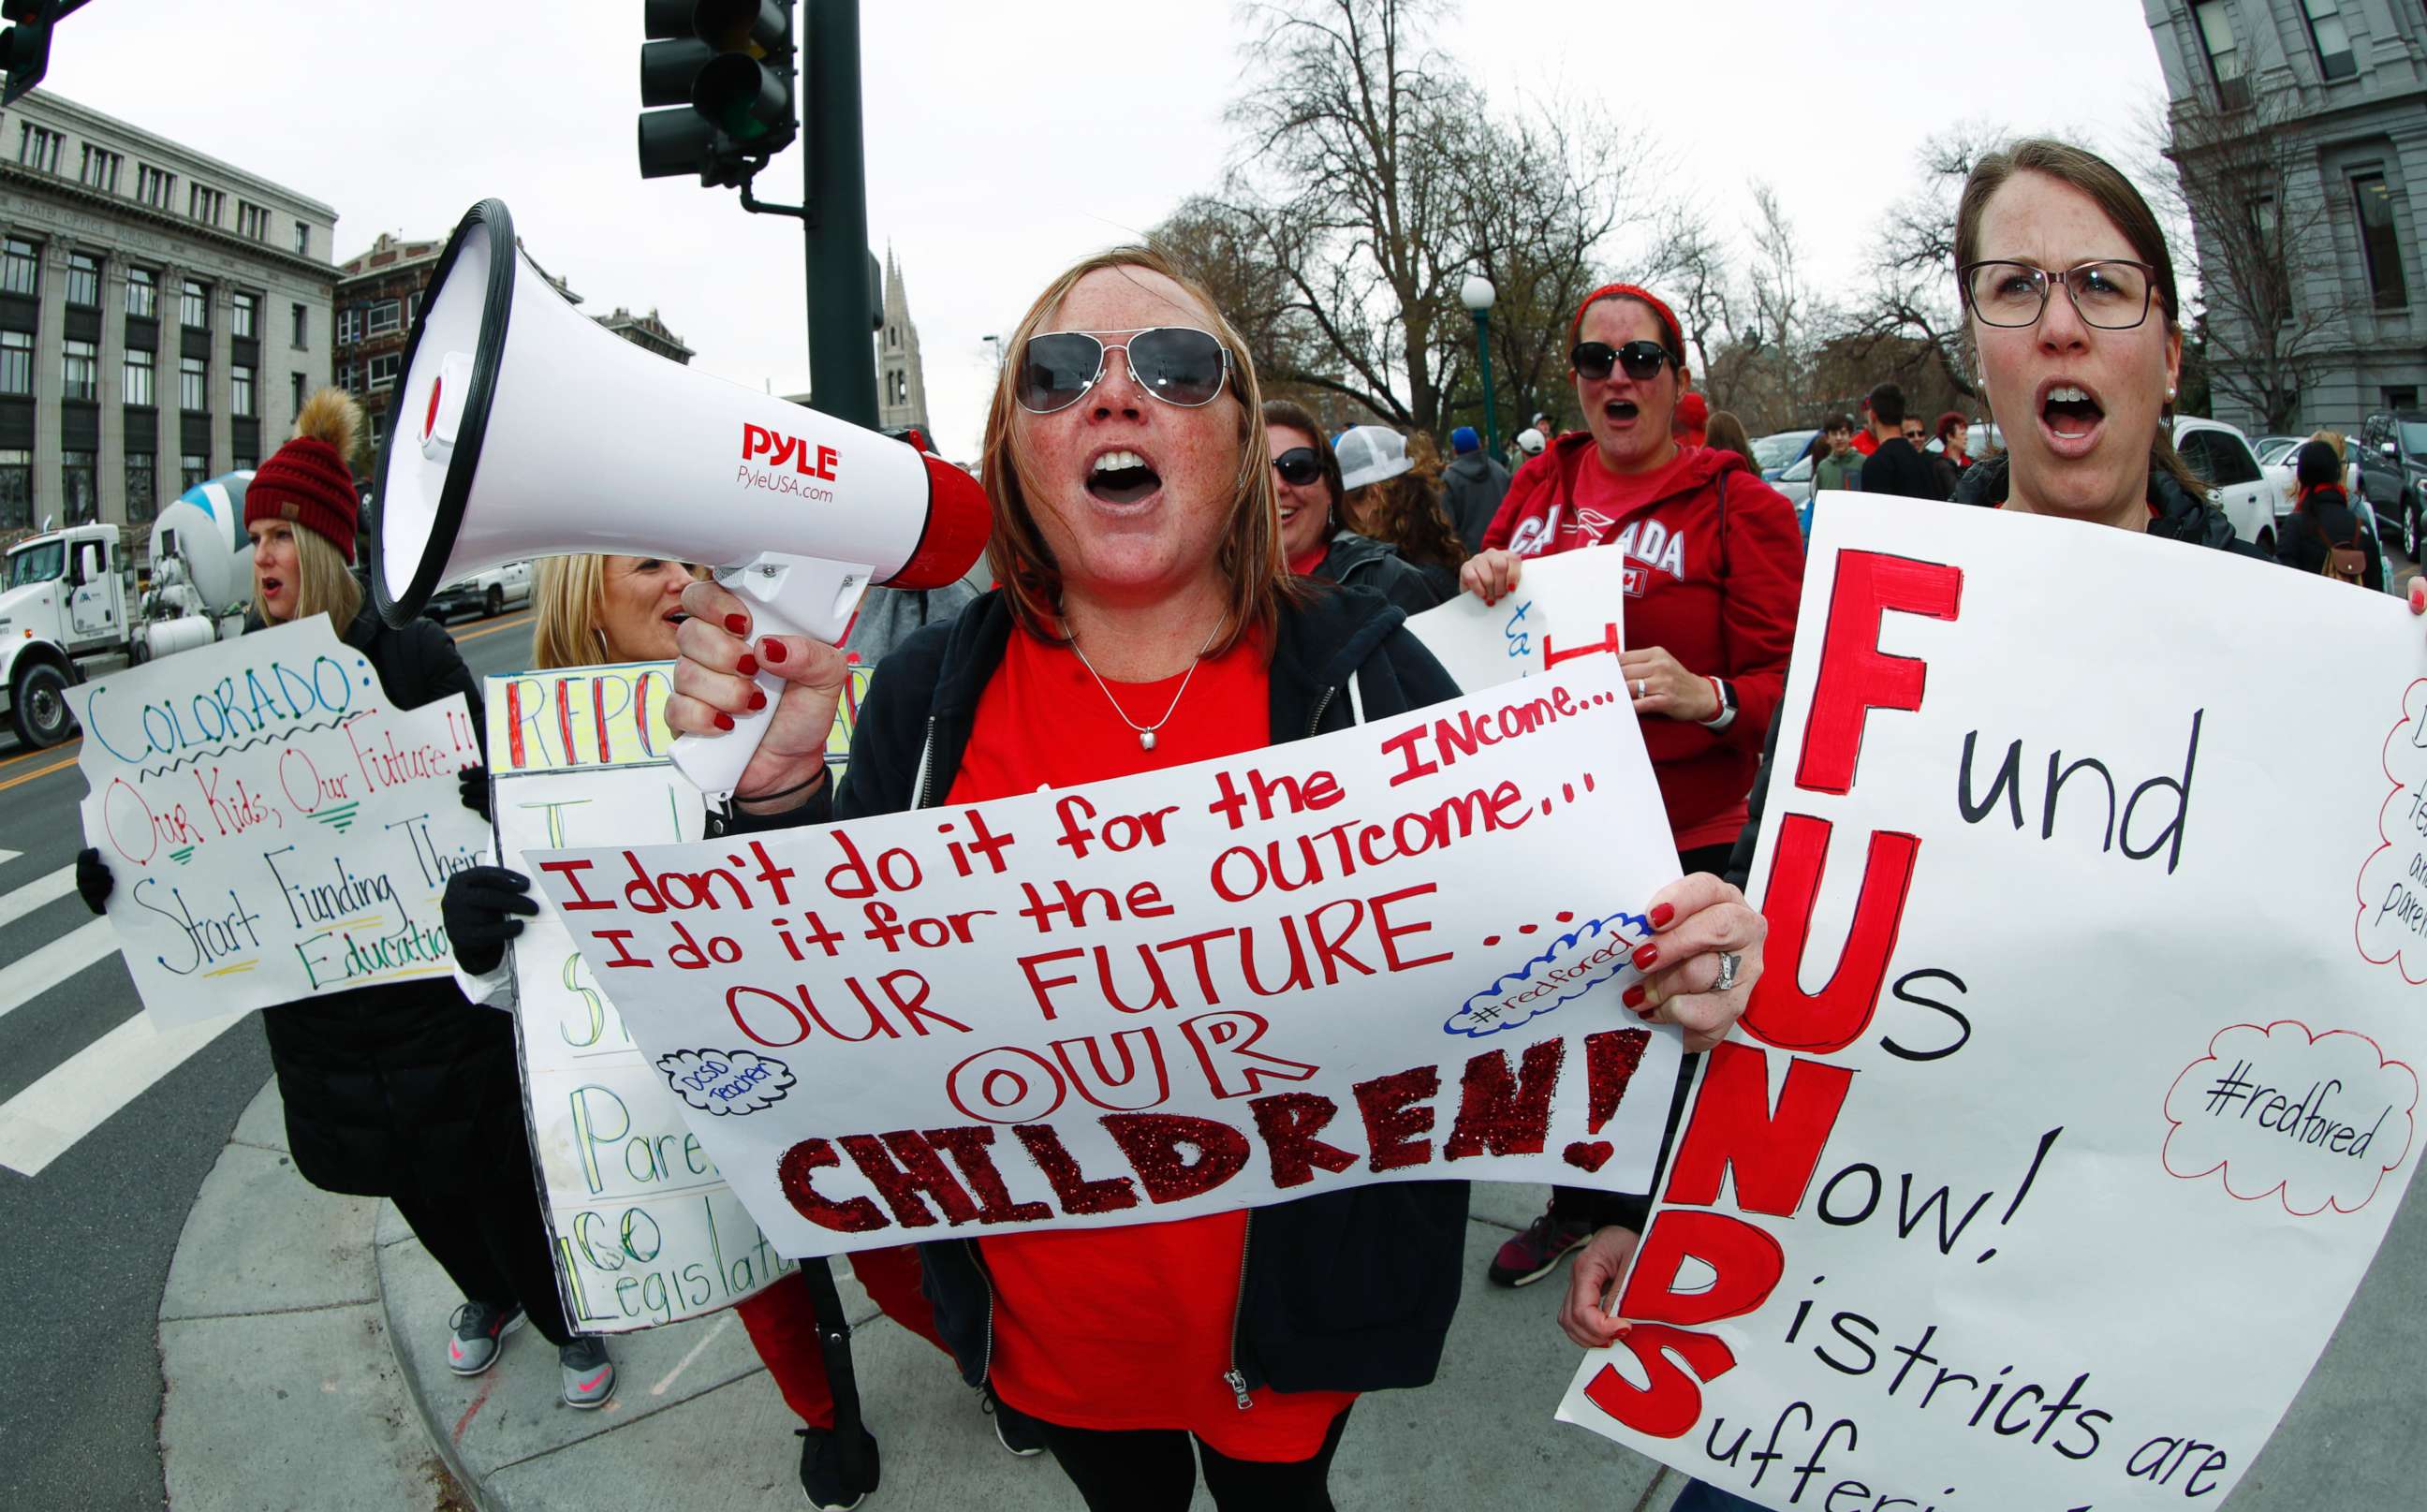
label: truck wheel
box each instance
[485,585,505,618]
[10,664,74,749]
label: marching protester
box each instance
[2275,438,2383,590]
[1463,282,1803,1289]
[1928,409,1975,498]
[1857,381,1943,498]
[1556,136,2267,1512]
[72,391,618,1409]
[1267,398,1444,614]
[434,551,1008,1507]
[1703,409,1760,473]
[1812,414,1863,492]
[1441,423,1513,553]
[1671,390,1709,448]
[1332,422,1468,603]
[657,246,1763,1512]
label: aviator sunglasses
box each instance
[1570,339,1677,383]
[1272,446,1325,487]
[1015,327,1232,415]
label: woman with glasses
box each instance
[1460,282,1805,1291]
[1265,398,1443,614]
[1561,139,2264,1512]
[657,247,1762,1512]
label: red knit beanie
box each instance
[246,389,362,561]
[1570,283,1685,366]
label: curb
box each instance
[376,1198,498,1512]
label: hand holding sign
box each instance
[669,578,857,809]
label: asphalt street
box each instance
[0,608,536,1512]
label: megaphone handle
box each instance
[670,552,875,803]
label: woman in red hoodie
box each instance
[1463,282,1806,1287]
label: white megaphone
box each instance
[371,199,991,800]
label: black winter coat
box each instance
[727,585,1474,1398]
[2274,487,2386,593]
[1442,451,1512,554]
[1316,529,1447,616]
[258,605,516,1198]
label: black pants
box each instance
[1549,839,1736,1226]
[1036,1403,1354,1512]
[389,1145,574,1348]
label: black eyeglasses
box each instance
[1959,260,2159,330]
[1272,446,1324,487]
[1570,340,1675,382]
[1014,327,1231,415]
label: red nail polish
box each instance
[761,639,787,664]
[725,613,748,636]
[736,653,758,678]
[1631,943,1659,971]
[1649,903,1675,929]
[1633,1004,1659,1020]
[748,689,768,712]
[1622,983,1646,1009]
[713,712,735,731]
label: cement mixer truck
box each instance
[0,472,257,748]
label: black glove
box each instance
[76,846,113,915]
[442,864,539,976]
[458,763,492,823]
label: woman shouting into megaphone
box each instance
[665,247,1767,1512]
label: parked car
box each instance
[2359,411,2427,558]
[2170,417,2287,551]
[1751,429,1819,480]
[425,560,533,623]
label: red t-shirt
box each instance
[949,624,1355,1461]
[1288,540,1330,577]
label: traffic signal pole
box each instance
[800,0,876,429]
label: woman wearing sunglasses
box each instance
[1266,398,1445,615]
[660,247,1761,1512]
[1560,139,2264,1512]
[1462,282,1805,1290]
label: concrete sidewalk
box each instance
[158,1078,2425,1510]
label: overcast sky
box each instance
[28,1,2169,456]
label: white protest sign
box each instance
[1404,542,1630,692]
[70,617,485,1026]
[1556,494,2425,1510]
[485,663,794,1330]
[526,658,1685,1259]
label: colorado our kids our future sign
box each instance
[1557,497,2426,1510]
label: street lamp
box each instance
[981,333,1003,370]
[1460,274,1499,459]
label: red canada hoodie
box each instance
[1482,433,1805,852]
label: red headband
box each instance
[1570,283,1685,364]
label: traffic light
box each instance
[2,0,59,107]
[637,0,797,188]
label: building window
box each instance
[2388,386,2421,411]
[368,353,401,391]
[293,222,311,257]
[188,183,225,226]
[180,356,207,411]
[62,338,97,401]
[290,371,305,412]
[237,202,271,241]
[125,266,156,318]
[289,302,307,348]
[2354,175,2410,309]
[125,451,155,523]
[182,279,209,328]
[65,250,99,307]
[2302,0,2358,81]
[337,306,360,345]
[407,290,422,325]
[125,348,155,406]
[233,452,257,473]
[1,236,36,296]
[78,143,121,193]
[181,453,208,490]
[62,450,96,524]
[2192,1,2250,109]
[0,450,30,530]
[136,164,174,209]
[230,291,257,340]
[0,330,30,395]
[17,122,61,173]
[367,411,385,457]
[231,364,256,417]
[366,299,402,337]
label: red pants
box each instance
[735,1246,954,1429]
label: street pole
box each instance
[802,0,877,428]
[1473,309,1499,460]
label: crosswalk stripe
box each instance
[0,1006,249,1177]
[0,918,121,1022]
[0,848,21,865]
[0,865,77,934]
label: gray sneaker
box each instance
[446,1301,524,1377]
[558,1336,616,1410]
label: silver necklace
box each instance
[1066,620,1224,751]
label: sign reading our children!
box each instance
[525,658,1687,1259]
[1556,496,2427,1510]
[69,617,486,1026]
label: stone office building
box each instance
[2143,0,2427,430]
[0,89,336,550]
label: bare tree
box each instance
[1851,123,2008,403]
